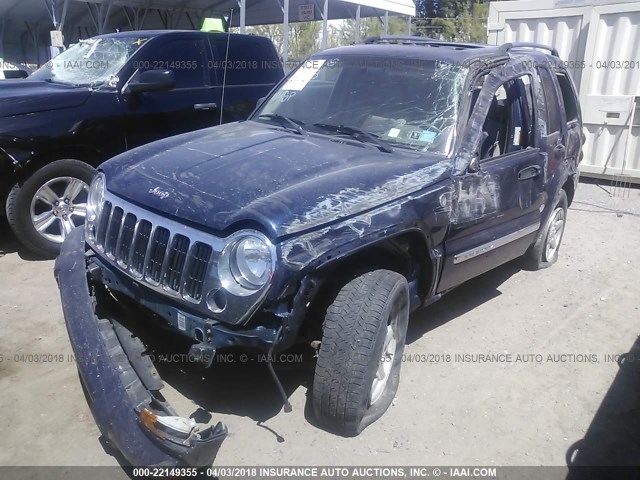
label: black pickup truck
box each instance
[1,30,283,257]
[56,36,583,466]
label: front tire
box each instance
[6,159,95,258]
[312,269,409,436]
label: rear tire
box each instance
[312,269,409,436]
[6,159,95,258]
[523,189,568,270]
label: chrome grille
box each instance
[164,234,190,292]
[131,220,152,274]
[183,242,212,301]
[96,201,112,247]
[89,199,216,303]
[105,206,123,257]
[116,213,137,265]
[146,227,170,284]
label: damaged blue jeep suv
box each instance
[55,36,583,466]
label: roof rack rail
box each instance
[363,35,486,50]
[501,42,559,57]
[363,35,432,44]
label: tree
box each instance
[329,16,409,47]
[244,24,284,56]
[414,0,489,43]
[244,21,320,61]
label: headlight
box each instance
[86,173,105,242]
[87,173,105,223]
[219,232,275,297]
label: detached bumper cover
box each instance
[54,227,227,466]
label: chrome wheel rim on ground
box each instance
[369,308,399,406]
[30,177,89,244]
[545,208,565,261]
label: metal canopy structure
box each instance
[0,0,415,66]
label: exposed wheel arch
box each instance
[14,145,105,184]
[302,230,436,334]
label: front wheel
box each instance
[312,269,409,436]
[6,159,96,258]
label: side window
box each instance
[144,38,207,88]
[556,73,579,122]
[538,67,562,134]
[211,38,282,86]
[479,75,535,160]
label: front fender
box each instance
[279,179,452,271]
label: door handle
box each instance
[518,165,541,180]
[194,103,218,111]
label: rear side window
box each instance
[211,37,281,86]
[556,73,579,122]
[537,67,562,134]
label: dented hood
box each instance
[0,80,92,118]
[102,121,451,238]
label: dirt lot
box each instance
[0,180,639,471]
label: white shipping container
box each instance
[487,0,640,181]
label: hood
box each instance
[102,121,452,238]
[0,80,92,118]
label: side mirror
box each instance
[4,70,28,79]
[255,96,267,110]
[123,69,176,95]
[468,156,480,173]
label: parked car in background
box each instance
[55,36,583,466]
[0,60,31,79]
[0,30,283,257]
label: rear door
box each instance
[438,73,546,292]
[554,70,583,168]
[209,35,284,123]
[537,66,569,178]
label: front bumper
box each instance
[54,227,227,466]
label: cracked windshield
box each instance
[256,55,468,156]
[30,37,148,87]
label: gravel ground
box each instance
[0,180,639,472]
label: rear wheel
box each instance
[523,189,568,270]
[6,159,95,258]
[312,269,409,436]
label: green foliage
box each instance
[328,17,410,47]
[244,22,320,60]
[244,17,410,62]
[415,0,489,43]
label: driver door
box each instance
[118,35,219,149]
[437,73,547,292]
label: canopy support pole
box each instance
[237,0,245,33]
[407,15,411,35]
[355,5,360,43]
[0,17,5,61]
[321,0,328,49]
[383,11,388,35]
[283,0,289,68]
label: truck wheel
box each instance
[6,159,95,258]
[312,269,409,436]
[523,189,568,270]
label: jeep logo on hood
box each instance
[148,187,170,199]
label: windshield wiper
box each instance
[258,114,306,135]
[312,123,393,153]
